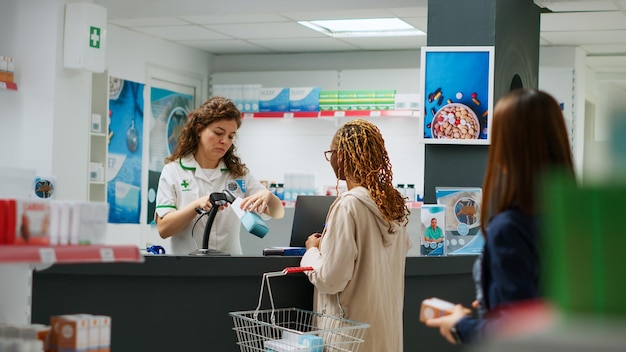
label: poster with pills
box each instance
[419,46,494,145]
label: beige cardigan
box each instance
[301,186,411,352]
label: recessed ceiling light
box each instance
[298,18,426,38]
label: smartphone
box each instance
[420,297,456,322]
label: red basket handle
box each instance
[282,266,314,274]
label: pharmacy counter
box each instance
[31,255,475,352]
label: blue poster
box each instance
[420,47,494,144]
[146,87,193,224]
[107,77,144,223]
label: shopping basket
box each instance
[229,267,370,352]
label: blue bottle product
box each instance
[276,183,284,200]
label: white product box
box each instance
[70,201,109,245]
[91,113,102,133]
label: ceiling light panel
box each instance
[309,18,414,32]
[281,9,395,21]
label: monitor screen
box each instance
[289,195,336,247]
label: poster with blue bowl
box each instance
[420,46,494,145]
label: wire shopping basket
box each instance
[229,267,370,352]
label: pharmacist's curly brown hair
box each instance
[334,119,410,231]
[165,96,247,178]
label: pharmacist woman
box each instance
[154,96,284,255]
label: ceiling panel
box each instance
[535,1,619,12]
[205,22,324,39]
[339,36,427,51]
[131,25,229,41]
[251,38,359,53]
[181,40,275,54]
[108,17,188,27]
[179,13,290,25]
[586,56,626,72]
[541,30,626,45]
[581,44,626,55]
[541,12,626,31]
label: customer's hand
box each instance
[305,233,322,250]
[425,304,471,344]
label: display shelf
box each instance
[88,71,108,202]
[0,244,143,325]
[242,109,420,119]
[0,81,18,91]
[0,245,144,265]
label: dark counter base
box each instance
[32,255,475,352]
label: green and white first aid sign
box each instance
[89,26,101,49]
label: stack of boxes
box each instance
[48,314,111,352]
[0,56,15,83]
[0,198,109,246]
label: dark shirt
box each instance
[455,207,539,343]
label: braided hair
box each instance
[334,119,410,231]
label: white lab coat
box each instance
[155,154,266,255]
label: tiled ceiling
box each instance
[95,0,626,74]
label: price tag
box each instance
[334,111,345,117]
[100,248,115,262]
[370,111,381,117]
[243,113,254,119]
[39,248,57,264]
[284,112,294,119]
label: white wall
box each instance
[539,46,587,179]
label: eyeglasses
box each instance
[323,150,336,162]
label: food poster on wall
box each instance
[419,46,494,145]
[146,87,193,224]
[107,77,144,224]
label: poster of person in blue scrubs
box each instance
[107,77,144,224]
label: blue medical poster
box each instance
[107,77,144,224]
[146,87,193,224]
[420,46,494,145]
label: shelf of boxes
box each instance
[0,81,18,91]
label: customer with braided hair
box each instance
[301,119,412,352]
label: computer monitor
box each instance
[289,195,336,247]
